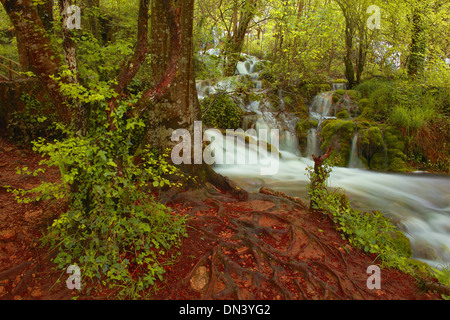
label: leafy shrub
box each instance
[307,160,430,276]
[9,100,187,298]
[201,92,243,129]
[7,94,63,145]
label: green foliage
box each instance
[194,53,223,80]
[9,100,187,298]
[354,78,449,171]
[307,162,430,276]
[7,94,63,145]
[201,92,243,129]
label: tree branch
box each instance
[113,0,151,95]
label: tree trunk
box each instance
[1,0,68,119]
[142,0,201,154]
[344,24,355,88]
[223,0,257,76]
[407,8,427,78]
[114,0,151,94]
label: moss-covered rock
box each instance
[201,93,243,129]
[320,119,356,167]
[369,152,388,171]
[300,83,331,99]
[359,107,376,120]
[309,120,319,128]
[332,89,346,103]
[346,90,362,101]
[337,109,350,119]
[358,98,372,113]
[389,157,410,172]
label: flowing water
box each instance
[197,53,450,269]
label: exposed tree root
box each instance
[165,184,381,300]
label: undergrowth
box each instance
[306,159,449,292]
[7,98,188,299]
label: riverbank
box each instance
[0,133,444,300]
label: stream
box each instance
[196,51,450,269]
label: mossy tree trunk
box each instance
[223,0,257,77]
[407,8,427,78]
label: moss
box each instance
[332,89,346,103]
[346,90,362,100]
[252,61,265,73]
[260,70,275,83]
[320,119,356,167]
[295,119,311,151]
[319,83,332,92]
[301,83,331,99]
[292,97,309,118]
[337,109,350,119]
[309,120,319,128]
[358,98,371,110]
[359,107,376,120]
[332,79,348,84]
[368,126,384,147]
[389,157,410,172]
[369,152,388,171]
[201,93,243,129]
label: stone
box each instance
[190,266,209,292]
[30,289,43,298]
[0,229,16,242]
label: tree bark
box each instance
[1,0,68,119]
[407,8,427,78]
[36,0,53,32]
[223,0,257,76]
[137,0,201,156]
[114,0,151,95]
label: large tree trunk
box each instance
[141,0,201,154]
[114,0,151,94]
[1,0,68,119]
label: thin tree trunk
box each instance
[407,8,427,78]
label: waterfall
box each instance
[306,128,321,159]
[309,91,334,121]
[331,82,347,91]
[348,134,365,169]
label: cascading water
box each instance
[348,134,365,169]
[197,53,450,269]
